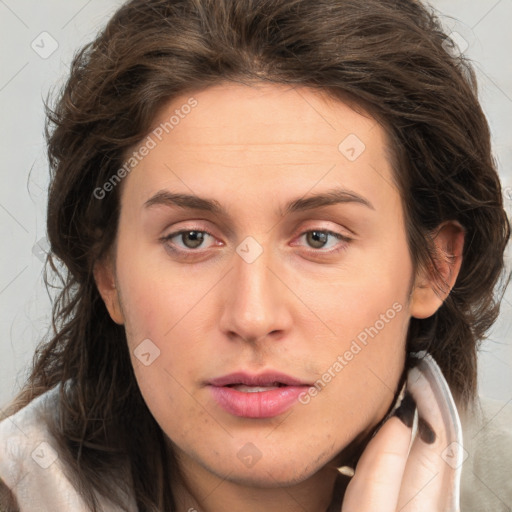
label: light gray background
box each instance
[1,0,511,409]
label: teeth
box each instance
[232,385,280,393]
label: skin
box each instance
[95,82,464,512]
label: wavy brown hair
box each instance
[2,0,510,509]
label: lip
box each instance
[208,371,313,419]
[208,371,310,388]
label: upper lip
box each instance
[208,371,312,387]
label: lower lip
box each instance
[209,385,310,418]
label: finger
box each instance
[342,413,413,512]
[398,353,463,512]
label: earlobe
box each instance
[93,257,125,325]
[410,221,465,319]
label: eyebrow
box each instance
[143,187,374,215]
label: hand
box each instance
[341,353,463,512]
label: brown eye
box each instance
[163,229,216,251]
[180,231,206,249]
[306,231,329,249]
[298,230,349,251]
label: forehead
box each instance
[121,82,399,212]
[152,82,387,153]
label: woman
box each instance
[0,0,510,510]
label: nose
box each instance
[218,245,293,344]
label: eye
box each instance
[161,227,351,256]
[295,229,351,252]
[162,229,217,251]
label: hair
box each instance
[2,0,509,509]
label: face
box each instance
[97,82,431,489]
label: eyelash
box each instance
[293,230,352,254]
[160,227,352,257]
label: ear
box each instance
[93,255,125,325]
[410,221,465,319]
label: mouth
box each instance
[207,371,313,418]
[225,383,286,393]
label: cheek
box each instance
[306,245,411,352]
[113,243,214,407]
[114,246,201,346]
[301,247,412,421]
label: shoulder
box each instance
[459,396,512,512]
[0,386,91,511]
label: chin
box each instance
[197,444,337,488]
[216,464,319,488]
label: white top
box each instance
[0,385,511,511]
[0,387,134,511]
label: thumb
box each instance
[341,397,414,512]
[397,352,463,512]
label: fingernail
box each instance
[393,391,416,428]
[418,417,436,444]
